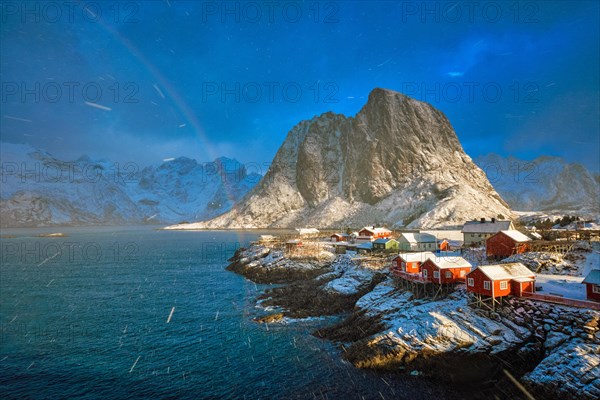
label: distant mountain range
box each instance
[3,91,598,229]
[474,154,599,214]
[0,143,260,227]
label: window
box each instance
[467,278,474,287]
[423,269,428,278]
[483,281,491,290]
[500,281,508,290]
[593,285,600,294]
[445,271,452,278]
[460,270,466,277]
[433,271,440,278]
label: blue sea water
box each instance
[0,226,459,399]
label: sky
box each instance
[1,0,599,174]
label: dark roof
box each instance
[373,238,397,244]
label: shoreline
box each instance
[227,241,600,399]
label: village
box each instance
[225,217,599,398]
[269,218,600,312]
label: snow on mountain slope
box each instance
[475,153,600,213]
[168,88,512,230]
[0,143,260,227]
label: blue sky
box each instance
[1,1,599,173]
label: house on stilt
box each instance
[466,263,536,310]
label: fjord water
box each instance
[1,226,453,399]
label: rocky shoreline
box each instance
[227,244,599,399]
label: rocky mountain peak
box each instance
[172,88,512,229]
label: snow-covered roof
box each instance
[296,228,320,235]
[333,241,350,246]
[512,277,535,283]
[394,252,435,263]
[398,232,436,243]
[360,226,392,235]
[529,232,542,239]
[287,239,302,244]
[373,238,398,244]
[259,235,275,240]
[428,256,472,269]
[583,269,600,285]
[473,263,535,280]
[398,232,417,243]
[497,230,532,243]
[462,220,513,234]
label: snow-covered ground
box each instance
[523,339,599,397]
[462,247,487,267]
[535,274,586,300]
[321,254,377,295]
[348,276,599,398]
[503,246,596,276]
[357,282,529,355]
[583,242,600,276]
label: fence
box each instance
[521,292,600,311]
[392,269,428,284]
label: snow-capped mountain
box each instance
[168,88,512,230]
[475,153,600,214]
[0,143,260,227]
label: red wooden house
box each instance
[357,226,392,241]
[285,239,303,253]
[331,233,344,242]
[582,270,600,302]
[438,240,449,251]
[421,256,472,284]
[486,230,531,259]
[392,252,435,274]
[466,263,535,299]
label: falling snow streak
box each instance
[129,356,141,373]
[167,307,175,323]
[84,101,112,111]
[3,115,32,122]
[503,369,536,400]
[37,252,61,267]
[153,83,165,99]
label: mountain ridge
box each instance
[168,88,513,229]
[0,143,260,227]
[474,153,600,214]
[4,89,596,229]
